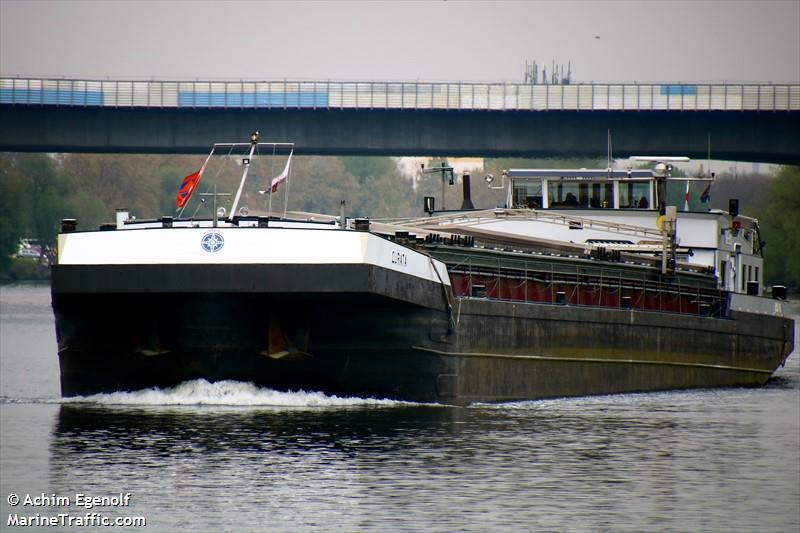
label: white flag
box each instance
[270,151,293,194]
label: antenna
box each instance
[422,161,455,211]
[524,60,574,85]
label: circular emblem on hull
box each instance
[201,231,225,253]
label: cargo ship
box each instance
[51,134,794,404]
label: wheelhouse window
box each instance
[512,179,544,208]
[547,180,615,209]
[619,181,651,208]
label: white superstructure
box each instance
[416,165,764,295]
[58,223,450,288]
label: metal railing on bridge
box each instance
[1,77,799,112]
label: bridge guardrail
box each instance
[1,77,799,112]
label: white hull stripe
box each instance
[58,228,450,287]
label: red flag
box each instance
[176,169,202,209]
[175,154,212,209]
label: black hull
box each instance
[54,292,454,403]
[52,264,794,405]
[440,298,792,403]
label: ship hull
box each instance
[437,298,793,403]
[52,263,456,402]
[52,264,793,405]
[54,292,456,403]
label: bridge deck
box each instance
[2,77,799,112]
[2,78,798,162]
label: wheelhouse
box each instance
[507,169,656,210]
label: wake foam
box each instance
[61,379,403,407]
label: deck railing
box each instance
[2,77,799,112]
[446,255,727,317]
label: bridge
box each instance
[1,77,799,163]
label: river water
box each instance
[1,283,798,532]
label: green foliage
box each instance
[752,166,800,289]
[65,191,109,231]
[705,171,770,213]
[341,156,394,184]
[17,154,71,249]
[284,157,362,215]
[59,153,190,222]
[7,257,49,281]
[0,156,24,273]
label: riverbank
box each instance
[1,258,50,282]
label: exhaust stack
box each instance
[461,171,475,210]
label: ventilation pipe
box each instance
[461,171,475,210]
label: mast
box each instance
[230,130,259,218]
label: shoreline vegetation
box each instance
[4,256,50,281]
[0,153,797,291]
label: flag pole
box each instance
[283,149,293,219]
[267,143,276,221]
[230,131,259,219]
[262,145,293,220]
[268,173,273,220]
[684,180,690,211]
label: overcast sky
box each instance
[1,0,798,83]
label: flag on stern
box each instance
[175,169,202,209]
[700,183,711,203]
[175,154,213,209]
[270,150,294,194]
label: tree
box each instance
[16,154,71,250]
[0,156,25,272]
[283,156,362,216]
[341,156,417,218]
[341,156,394,185]
[60,154,177,223]
[705,171,771,213]
[354,167,416,219]
[752,166,800,290]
